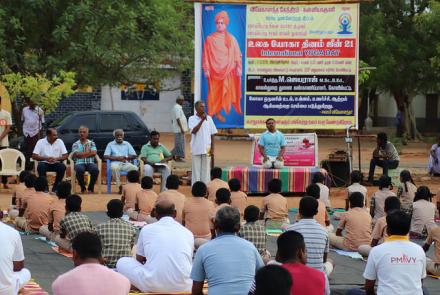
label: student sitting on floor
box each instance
[370,175,396,225]
[15,177,52,232]
[260,179,288,229]
[253,265,292,295]
[206,167,229,202]
[305,183,332,231]
[410,186,436,239]
[358,196,401,257]
[121,170,141,214]
[423,225,440,276]
[8,171,30,219]
[96,199,136,268]
[330,192,372,252]
[277,231,330,295]
[215,188,232,213]
[312,172,331,208]
[287,196,334,277]
[347,210,427,295]
[8,172,35,220]
[397,169,417,214]
[129,176,157,223]
[39,181,71,240]
[182,181,215,249]
[0,220,31,295]
[55,195,94,252]
[157,175,186,223]
[346,170,367,209]
[52,232,130,295]
[228,178,247,221]
[238,205,271,263]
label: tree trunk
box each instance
[11,96,23,137]
[393,90,422,140]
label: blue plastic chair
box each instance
[106,159,139,193]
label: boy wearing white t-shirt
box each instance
[0,222,31,295]
[348,210,427,295]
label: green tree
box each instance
[360,0,437,139]
[0,0,194,86]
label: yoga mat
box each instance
[129,220,147,228]
[331,249,365,261]
[129,282,208,294]
[34,236,57,247]
[19,279,48,295]
[51,246,73,258]
[266,228,282,237]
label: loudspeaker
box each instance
[321,160,350,187]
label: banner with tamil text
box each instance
[195,3,359,129]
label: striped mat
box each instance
[19,279,48,295]
[129,284,208,295]
[222,166,329,193]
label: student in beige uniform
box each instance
[157,175,186,223]
[410,186,436,239]
[228,178,247,221]
[206,167,229,202]
[370,175,396,225]
[11,174,37,221]
[40,181,71,240]
[260,179,288,229]
[358,196,401,256]
[215,188,231,213]
[423,226,440,276]
[15,177,53,232]
[397,170,417,214]
[305,184,332,231]
[129,176,158,223]
[312,172,330,208]
[8,171,31,220]
[121,170,142,214]
[182,181,215,248]
[330,192,372,251]
[346,170,367,209]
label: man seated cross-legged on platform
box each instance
[52,232,130,295]
[0,221,31,295]
[140,130,173,192]
[104,129,138,194]
[329,192,372,252]
[32,128,68,193]
[71,126,99,194]
[258,118,286,169]
[116,200,194,293]
[96,199,136,269]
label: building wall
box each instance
[45,90,101,124]
[101,73,186,132]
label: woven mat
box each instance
[129,283,208,294]
[18,279,48,295]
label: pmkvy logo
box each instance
[390,254,417,264]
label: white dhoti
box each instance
[191,154,210,185]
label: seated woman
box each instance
[410,186,436,239]
[428,135,440,176]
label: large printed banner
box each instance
[195,2,359,129]
[252,133,318,167]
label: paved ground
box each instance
[19,212,440,295]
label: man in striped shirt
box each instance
[286,196,334,277]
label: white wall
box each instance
[376,92,426,118]
[101,74,181,132]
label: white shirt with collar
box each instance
[33,137,67,162]
[171,104,188,133]
[188,114,217,156]
[136,216,194,292]
[21,106,44,137]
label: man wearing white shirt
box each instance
[348,210,427,295]
[116,200,194,293]
[0,95,12,188]
[0,221,31,295]
[21,97,44,170]
[171,95,188,162]
[32,128,68,192]
[188,101,217,185]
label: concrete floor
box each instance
[19,211,440,295]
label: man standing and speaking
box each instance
[188,101,217,185]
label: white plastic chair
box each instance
[69,153,102,194]
[0,148,25,179]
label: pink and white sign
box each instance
[252,133,318,167]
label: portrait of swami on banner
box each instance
[202,10,243,123]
